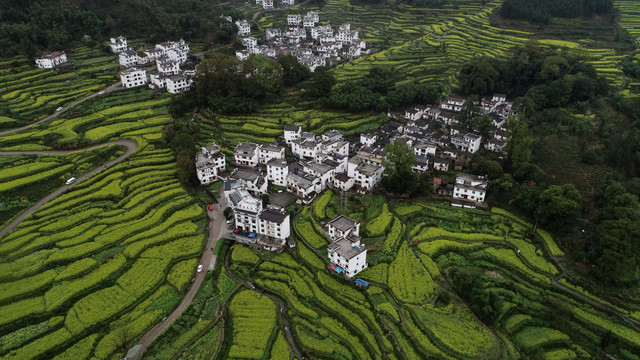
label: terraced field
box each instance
[0,62,207,359]
[0,46,118,126]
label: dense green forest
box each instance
[0,0,241,56]
[499,0,615,23]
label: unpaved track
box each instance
[0,81,122,137]
[0,139,138,239]
[127,188,228,360]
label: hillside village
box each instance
[231,11,368,71]
[195,93,513,275]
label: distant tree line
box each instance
[498,0,614,24]
[0,0,244,56]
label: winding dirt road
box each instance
[126,188,229,360]
[0,139,138,239]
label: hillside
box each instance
[0,0,639,359]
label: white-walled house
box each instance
[284,124,302,144]
[234,143,260,167]
[258,144,285,164]
[282,0,295,5]
[166,75,192,94]
[328,238,367,277]
[286,170,321,202]
[109,36,127,53]
[440,96,465,112]
[258,207,290,240]
[327,214,360,241]
[236,20,251,36]
[230,168,268,196]
[360,132,377,147]
[157,60,180,75]
[120,68,147,88]
[333,173,354,191]
[118,50,139,67]
[226,186,263,233]
[35,51,67,69]
[288,14,302,26]
[347,156,384,192]
[464,133,482,153]
[291,138,321,160]
[433,157,450,172]
[196,142,226,185]
[453,173,488,205]
[267,158,289,186]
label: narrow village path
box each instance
[0,81,123,137]
[126,187,229,360]
[0,139,138,239]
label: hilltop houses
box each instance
[111,36,193,94]
[235,12,367,72]
[35,51,67,69]
[109,36,128,53]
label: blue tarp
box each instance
[334,266,343,274]
[355,278,369,288]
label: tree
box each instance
[176,154,196,187]
[308,68,335,98]
[383,140,416,178]
[458,58,498,96]
[534,184,582,229]
[382,140,422,194]
[460,95,480,130]
[278,55,311,86]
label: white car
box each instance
[98,91,105,95]
[197,264,204,272]
[56,107,63,112]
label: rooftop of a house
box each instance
[328,214,359,232]
[235,142,259,154]
[267,158,288,167]
[259,209,288,224]
[284,124,301,132]
[334,173,351,183]
[305,161,333,175]
[328,238,366,260]
[356,162,381,177]
[121,49,137,56]
[260,144,284,153]
[230,168,260,182]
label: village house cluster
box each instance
[197,93,512,269]
[110,36,194,94]
[255,0,295,9]
[230,11,367,72]
[35,51,68,69]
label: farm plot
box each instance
[0,46,118,125]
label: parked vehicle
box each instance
[197,264,204,272]
[65,177,76,185]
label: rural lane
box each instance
[0,139,138,239]
[126,187,229,360]
[0,81,123,137]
